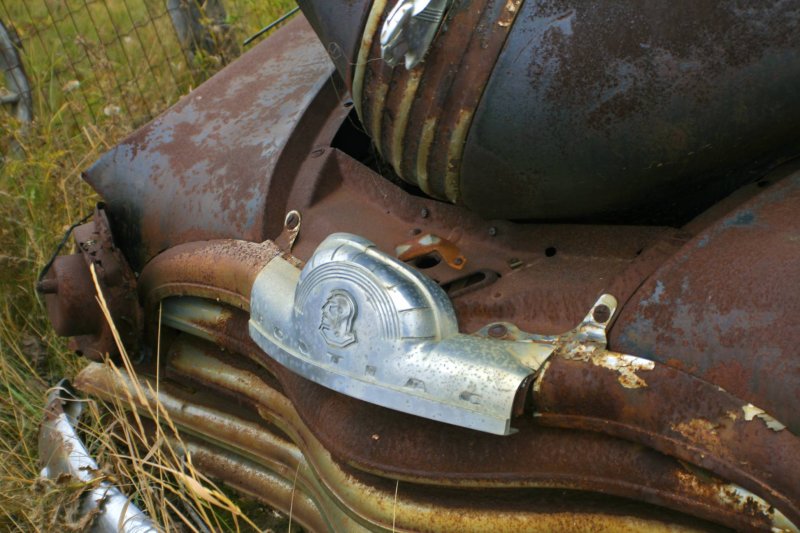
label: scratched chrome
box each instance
[380,0,454,69]
[249,233,553,435]
[39,381,156,533]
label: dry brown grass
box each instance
[1,1,296,530]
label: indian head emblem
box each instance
[319,289,357,348]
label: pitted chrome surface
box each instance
[249,233,552,435]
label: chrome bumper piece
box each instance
[39,380,156,533]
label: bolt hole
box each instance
[488,324,508,338]
[410,228,422,236]
[412,253,441,269]
[285,210,301,230]
[545,246,557,257]
[592,304,611,324]
[757,180,770,188]
[344,100,354,108]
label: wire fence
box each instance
[0,0,294,163]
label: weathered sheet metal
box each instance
[611,165,800,435]
[148,295,789,530]
[36,5,800,530]
[82,16,335,270]
[355,0,521,202]
[461,0,800,222]
[75,348,741,531]
[271,148,681,335]
[528,295,799,529]
[297,0,372,84]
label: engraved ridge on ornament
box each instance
[319,289,358,348]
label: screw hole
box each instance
[412,253,441,269]
[545,247,557,257]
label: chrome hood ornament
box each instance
[249,233,553,435]
[380,0,453,69]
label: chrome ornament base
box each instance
[249,233,553,435]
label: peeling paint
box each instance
[566,350,655,389]
[588,353,655,388]
[675,470,798,533]
[742,404,786,432]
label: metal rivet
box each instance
[420,207,430,218]
[488,226,497,236]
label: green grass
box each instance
[0,0,295,529]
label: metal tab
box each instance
[249,233,552,435]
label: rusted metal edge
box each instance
[355,0,521,202]
[39,380,157,533]
[136,239,289,343]
[156,302,776,531]
[134,240,795,530]
[533,354,800,530]
[76,359,719,532]
[352,0,388,120]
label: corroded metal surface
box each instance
[462,1,800,222]
[151,297,787,530]
[529,295,799,529]
[276,148,680,335]
[82,16,335,270]
[611,166,800,435]
[76,350,732,532]
[297,0,372,84]
[39,206,141,361]
[356,0,521,202]
[137,239,283,312]
[38,6,800,531]
[535,354,800,528]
